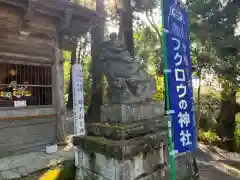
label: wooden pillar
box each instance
[54,37,66,142]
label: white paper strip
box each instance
[72,64,85,136]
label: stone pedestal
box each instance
[101,101,165,123]
[73,102,199,180]
[74,123,168,180]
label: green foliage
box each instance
[198,129,220,144]
[134,26,162,72]
[134,25,164,101]
[82,55,92,106]
[194,88,220,130]
[63,51,71,101]
[195,87,240,151]
[235,114,240,151]
[189,0,240,151]
[189,0,240,82]
[153,76,164,101]
[132,0,159,12]
[198,114,240,152]
[72,0,95,9]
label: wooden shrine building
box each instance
[0,0,98,157]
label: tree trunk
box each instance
[145,12,162,42]
[217,82,236,151]
[85,0,105,122]
[118,11,124,43]
[120,0,134,56]
[66,48,76,109]
[196,68,202,130]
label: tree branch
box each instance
[145,11,162,42]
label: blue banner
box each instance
[163,0,197,153]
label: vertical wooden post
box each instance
[54,37,66,142]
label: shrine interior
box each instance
[0,63,52,107]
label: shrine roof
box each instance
[1,0,99,50]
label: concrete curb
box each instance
[0,146,74,180]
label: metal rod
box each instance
[161,0,176,179]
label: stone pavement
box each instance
[0,139,74,180]
[197,160,240,180]
[195,144,240,180]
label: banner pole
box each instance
[161,0,176,179]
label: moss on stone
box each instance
[95,123,129,130]
[74,136,124,159]
[85,136,115,145]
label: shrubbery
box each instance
[196,89,240,152]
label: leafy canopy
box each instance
[188,0,240,82]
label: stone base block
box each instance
[76,166,167,180]
[75,146,166,180]
[73,132,199,180]
[73,131,168,180]
[74,148,199,180]
[101,101,165,123]
[73,131,168,159]
[87,117,168,140]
